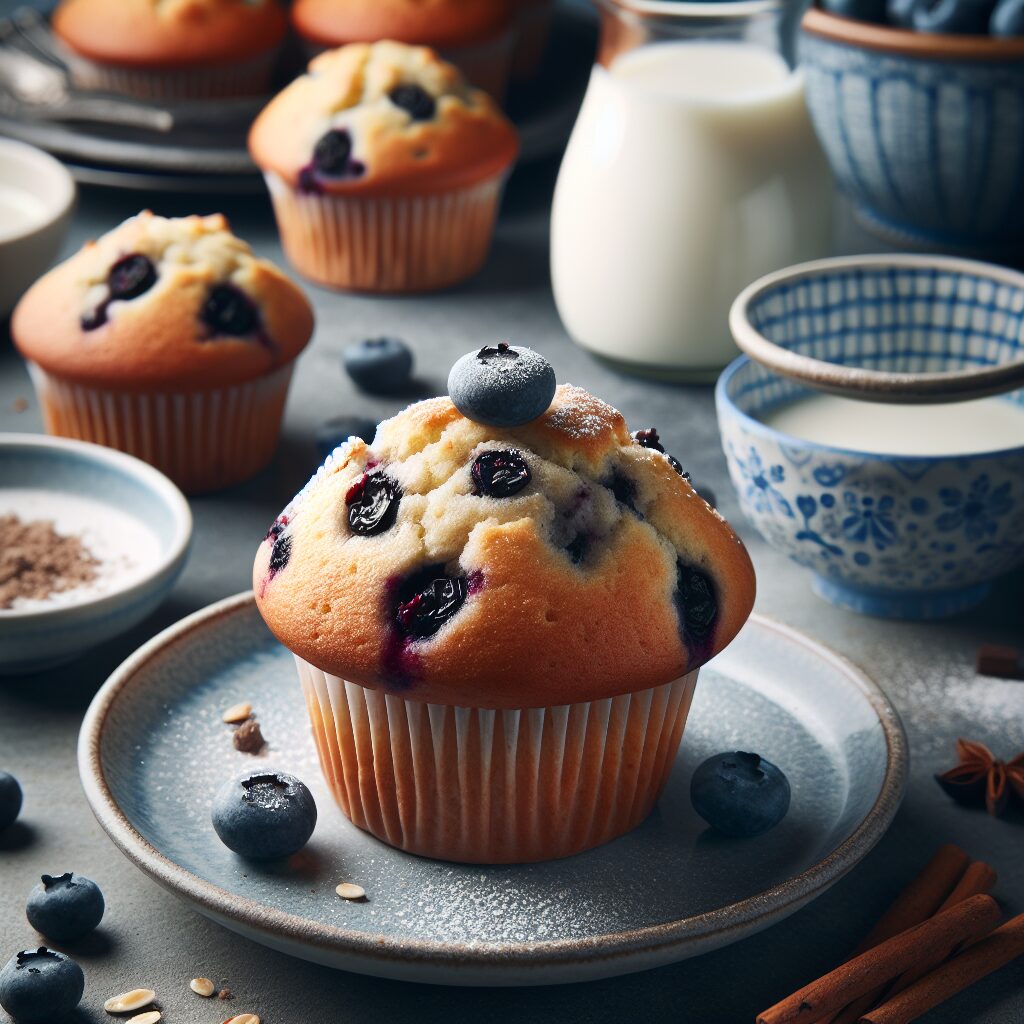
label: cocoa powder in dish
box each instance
[0,515,100,609]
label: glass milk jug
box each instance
[551,0,832,382]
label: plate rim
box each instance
[78,592,908,978]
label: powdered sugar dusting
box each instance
[546,384,622,441]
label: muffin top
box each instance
[53,0,288,68]
[291,0,514,50]
[254,369,756,710]
[12,211,314,391]
[248,41,518,197]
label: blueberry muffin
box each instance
[291,0,516,100]
[52,0,288,100]
[254,346,755,862]
[249,41,518,292]
[12,211,314,494]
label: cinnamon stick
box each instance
[860,913,1024,1024]
[757,895,1001,1024]
[824,845,971,1024]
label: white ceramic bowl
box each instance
[0,138,76,317]
[0,433,192,673]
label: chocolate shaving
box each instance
[0,515,99,609]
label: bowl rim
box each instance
[801,5,1024,61]
[0,138,76,247]
[728,253,1024,405]
[715,353,1024,462]
[0,432,192,624]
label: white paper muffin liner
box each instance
[296,658,700,863]
[60,47,279,100]
[28,363,294,494]
[265,172,505,293]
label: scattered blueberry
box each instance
[564,533,590,565]
[912,0,995,32]
[25,873,104,944]
[690,751,791,837]
[0,771,22,831]
[605,469,638,513]
[991,0,1024,33]
[316,416,378,462]
[389,84,436,120]
[211,771,317,860]
[265,518,292,574]
[346,471,402,535]
[674,562,717,653]
[448,343,557,428]
[108,253,157,301]
[395,569,468,639]
[820,0,888,20]
[314,128,353,175]
[471,449,532,497]
[201,283,259,337]
[632,427,686,476]
[0,948,84,1024]
[342,338,414,395]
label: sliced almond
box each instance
[104,989,156,1013]
[336,882,366,901]
[190,976,216,997]
[222,702,253,724]
[223,1016,260,1024]
[128,1013,161,1024]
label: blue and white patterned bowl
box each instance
[799,7,1024,253]
[717,256,1024,619]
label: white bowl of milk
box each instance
[716,254,1024,619]
[0,138,76,318]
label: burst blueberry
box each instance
[690,751,791,837]
[675,562,717,650]
[0,771,22,831]
[389,84,436,120]
[346,471,401,535]
[314,128,354,175]
[632,427,686,476]
[471,449,531,497]
[108,253,157,300]
[0,948,84,1024]
[343,337,414,394]
[201,284,259,337]
[395,569,468,639]
[26,873,105,944]
[211,770,317,860]
[448,344,556,428]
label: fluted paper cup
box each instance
[28,363,293,494]
[265,172,505,293]
[296,657,699,864]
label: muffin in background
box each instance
[249,41,518,293]
[291,0,516,100]
[52,0,288,100]
[12,211,313,494]
[254,357,756,863]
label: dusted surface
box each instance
[0,142,1022,1024]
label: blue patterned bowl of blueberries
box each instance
[799,4,1024,252]
[717,255,1024,619]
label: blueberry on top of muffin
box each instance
[248,41,518,197]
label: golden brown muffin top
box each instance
[254,382,756,709]
[248,41,518,197]
[12,211,314,391]
[53,0,288,68]
[292,0,514,50]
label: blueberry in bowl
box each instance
[212,770,317,860]
[690,751,791,837]
[26,872,105,943]
[0,948,84,1023]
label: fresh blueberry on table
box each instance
[0,948,84,1023]
[991,0,1024,34]
[26,873,105,944]
[343,337,414,395]
[912,0,996,33]
[316,416,379,462]
[212,770,317,860]
[0,771,22,831]
[690,751,791,837]
[820,0,888,22]
[448,343,557,428]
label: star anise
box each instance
[935,738,1024,818]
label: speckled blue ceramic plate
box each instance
[78,594,906,986]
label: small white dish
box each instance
[0,138,76,316]
[0,433,192,674]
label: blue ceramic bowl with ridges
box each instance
[718,256,1024,619]
[799,7,1024,252]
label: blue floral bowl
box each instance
[799,7,1024,254]
[717,257,1024,620]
